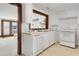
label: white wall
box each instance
[22,3,33,23]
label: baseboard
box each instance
[60,44,76,49]
[35,42,56,56]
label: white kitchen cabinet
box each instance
[42,32,56,49]
[33,32,56,55]
[38,35,44,51]
[22,31,56,56]
[43,33,49,49]
[33,37,38,53]
[33,34,44,55]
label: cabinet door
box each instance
[33,39,38,53]
[33,35,42,53]
[37,36,43,51]
[43,33,49,49]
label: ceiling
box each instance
[33,3,79,12]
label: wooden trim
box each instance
[1,20,3,36]
[17,4,22,55]
[1,19,17,22]
[0,20,16,37]
[10,21,12,35]
[46,15,48,29]
[31,28,46,30]
[9,3,22,55]
[10,3,22,23]
[0,35,14,37]
[33,9,48,16]
[33,9,48,29]
[0,20,17,37]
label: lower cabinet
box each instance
[43,33,49,49]
[33,32,56,55]
[33,35,44,55]
[33,38,38,54]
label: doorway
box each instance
[0,3,22,56]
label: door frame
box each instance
[9,3,22,55]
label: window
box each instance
[0,19,17,37]
[29,9,48,30]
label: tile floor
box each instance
[0,36,17,56]
[39,43,79,56]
